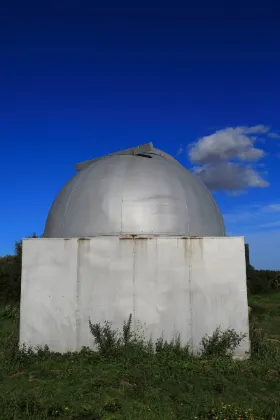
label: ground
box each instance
[249,293,280,342]
[0,293,279,420]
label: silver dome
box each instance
[43,143,225,238]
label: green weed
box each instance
[200,327,246,357]
[0,304,19,321]
[1,294,280,419]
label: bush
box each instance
[0,235,38,304]
[90,315,247,361]
[89,314,154,358]
[155,334,190,358]
[0,304,20,321]
[200,327,246,357]
[248,268,280,295]
[0,253,21,303]
[89,314,193,360]
[249,319,280,361]
[199,402,274,419]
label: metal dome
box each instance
[43,143,225,238]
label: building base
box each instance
[20,236,250,358]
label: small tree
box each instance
[0,233,38,304]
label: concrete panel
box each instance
[20,238,78,352]
[20,236,250,358]
[189,237,250,358]
[76,237,134,350]
[132,237,192,344]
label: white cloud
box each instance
[189,126,267,164]
[243,125,270,134]
[188,125,276,192]
[193,162,268,191]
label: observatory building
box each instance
[20,143,250,358]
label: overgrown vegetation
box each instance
[89,314,247,359]
[247,267,280,295]
[0,240,22,303]
[200,327,246,357]
[0,295,280,419]
[0,235,37,304]
[245,244,280,295]
[0,241,279,418]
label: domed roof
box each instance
[43,143,225,238]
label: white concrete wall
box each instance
[20,236,250,358]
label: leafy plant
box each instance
[249,319,280,361]
[199,402,274,419]
[0,234,38,304]
[200,327,246,357]
[0,304,19,321]
[89,319,121,356]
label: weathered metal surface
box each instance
[75,142,154,171]
[43,145,225,238]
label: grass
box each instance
[0,295,280,420]
[249,293,280,341]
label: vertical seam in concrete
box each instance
[76,240,82,351]
[188,239,194,352]
[132,239,136,330]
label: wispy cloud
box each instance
[177,144,184,156]
[188,125,278,192]
[266,203,280,212]
[268,132,280,139]
[245,229,280,270]
[224,202,280,234]
[258,220,280,228]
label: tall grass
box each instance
[1,306,279,419]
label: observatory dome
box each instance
[43,143,225,238]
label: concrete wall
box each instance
[20,236,250,358]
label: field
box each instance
[0,294,280,420]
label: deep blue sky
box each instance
[1,2,280,269]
